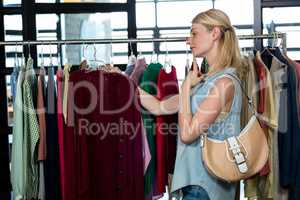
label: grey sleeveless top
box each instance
[171,67,242,200]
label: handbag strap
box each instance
[199,72,258,148]
[223,73,258,117]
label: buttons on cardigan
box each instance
[119,154,124,159]
[119,138,124,143]
[119,170,124,175]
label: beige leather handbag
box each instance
[200,74,269,182]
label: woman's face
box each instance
[187,23,214,58]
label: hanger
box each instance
[63,41,68,66]
[163,38,172,73]
[278,32,287,55]
[271,32,276,49]
[49,42,53,68]
[92,43,105,68]
[137,41,144,60]
[28,42,32,60]
[21,49,25,70]
[57,44,62,70]
[150,40,157,64]
[14,42,19,70]
[24,42,32,70]
[40,41,45,69]
[84,44,105,72]
[128,39,136,65]
[259,33,273,56]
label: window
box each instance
[4,15,23,69]
[135,0,255,88]
[3,0,21,6]
[214,0,253,25]
[136,2,155,28]
[263,7,300,59]
[36,0,127,3]
[36,12,128,65]
[157,1,212,28]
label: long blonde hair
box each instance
[192,9,242,75]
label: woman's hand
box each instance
[183,56,205,88]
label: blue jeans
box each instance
[182,185,210,200]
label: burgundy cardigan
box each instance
[64,70,144,200]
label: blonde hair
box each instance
[192,9,242,75]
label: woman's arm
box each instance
[179,76,234,144]
[138,87,179,116]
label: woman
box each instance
[139,9,243,200]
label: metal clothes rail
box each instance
[0,33,287,50]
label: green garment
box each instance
[11,68,25,200]
[22,58,40,199]
[139,63,163,195]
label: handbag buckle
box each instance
[227,136,248,174]
[238,162,248,173]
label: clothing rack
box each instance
[0,33,287,50]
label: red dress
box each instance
[254,57,270,176]
[56,68,65,200]
[155,66,179,194]
[254,57,267,114]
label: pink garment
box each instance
[56,68,66,200]
[142,118,151,174]
[130,58,147,85]
[37,68,47,161]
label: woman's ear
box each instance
[211,27,222,41]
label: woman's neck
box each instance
[206,42,223,75]
[205,48,223,76]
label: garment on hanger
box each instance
[64,70,144,200]
[255,54,267,115]
[10,63,25,200]
[285,57,300,112]
[142,119,152,175]
[240,55,259,129]
[155,66,179,195]
[139,62,163,196]
[270,50,300,200]
[56,67,66,200]
[37,67,47,200]
[44,66,61,200]
[244,52,278,200]
[37,67,47,161]
[262,51,289,200]
[260,47,300,200]
[130,58,147,85]
[267,48,300,191]
[257,52,278,199]
[22,58,40,199]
